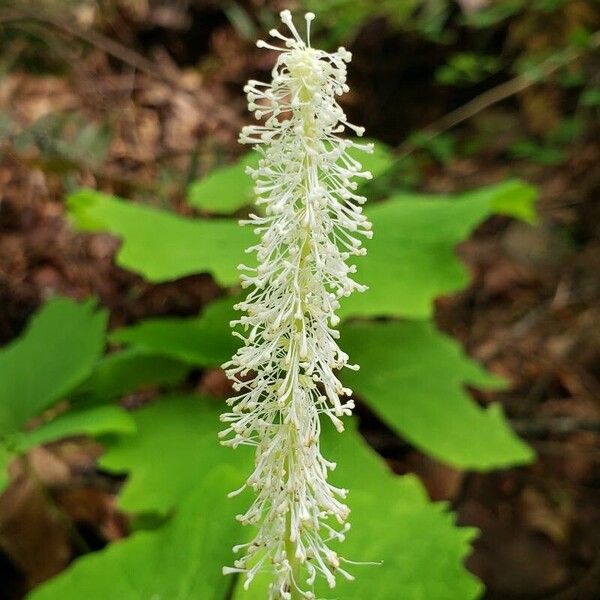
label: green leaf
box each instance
[323,423,483,599]
[508,139,565,166]
[234,421,483,600]
[463,0,523,28]
[110,297,238,367]
[187,153,259,214]
[581,87,600,107]
[1,405,136,495]
[69,179,535,320]
[435,53,500,87]
[349,139,395,178]
[341,320,534,469]
[73,349,189,404]
[99,181,537,344]
[483,179,538,223]
[108,300,532,470]
[0,297,107,436]
[340,179,537,319]
[67,189,254,285]
[26,465,246,600]
[99,394,248,516]
[14,406,136,452]
[0,444,10,492]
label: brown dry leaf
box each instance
[9,75,77,124]
[520,486,570,544]
[55,487,127,544]
[519,87,562,137]
[0,474,71,587]
[461,498,569,598]
[404,453,465,502]
[164,92,204,152]
[502,221,575,271]
[26,447,72,488]
[457,0,490,13]
[197,368,232,399]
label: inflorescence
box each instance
[220,10,372,599]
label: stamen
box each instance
[305,12,315,47]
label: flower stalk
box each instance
[221,10,372,599]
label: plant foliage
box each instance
[0,141,539,599]
[0,299,134,492]
[28,465,246,600]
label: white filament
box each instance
[221,10,372,599]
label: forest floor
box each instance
[0,3,599,599]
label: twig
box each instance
[395,31,600,159]
[0,5,169,82]
[11,7,170,83]
[5,5,597,169]
[511,417,600,438]
[0,4,238,128]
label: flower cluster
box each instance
[220,10,372,599]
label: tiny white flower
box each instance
[221,10,372,599]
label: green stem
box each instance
[280,88,315,600]
[283,422,303,599]
[285,508,303,600]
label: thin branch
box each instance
[1,4,238,128]
[511,417,600,438]
[396,31,600,158]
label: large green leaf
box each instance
[0,298,149,494]
[0,297,107,436]
[99,394,249,516]
[73,349,189,405]
[339,179,537,319]
[0,444,10,491]
[341,320,534,469]
[69,180,535,319]
[0,403,136,495]
[234,421,483,600]
[187,152,259,214]
[108,298,532,469]
[27,465,246,600]
[13,406,136,453]
[321,422,483,599]
[68,189,254,285]
[110,297,238,367]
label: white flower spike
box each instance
[221,10,373,599]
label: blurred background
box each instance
[0,0,599,598]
